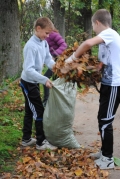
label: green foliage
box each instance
[18,0,120,45]
[19,0,54,42]
[114,157,120,166]
[112,1,120,34]
[60,0,85,11]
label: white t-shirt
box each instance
[98,28,120,86]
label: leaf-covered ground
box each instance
[0,78,109,179]
[2,146,109,179]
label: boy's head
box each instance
[92,9,111,27]
[92,9,112,34]
[34,17,54,40]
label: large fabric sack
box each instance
[43,78,80,149]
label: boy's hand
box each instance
[45,80,53,88]
[65,52,78,63]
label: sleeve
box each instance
[44,42,55,70]
[98,29,113,45]
[52,33,67,56]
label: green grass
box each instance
[0,75,46,174]
[0,126,22,171]
[0,79,24,173]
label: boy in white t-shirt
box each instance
[65,9,120,169]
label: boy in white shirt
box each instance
[66,9,120,169]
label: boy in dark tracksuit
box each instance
[20,17,57,150]
[65,9,120,169]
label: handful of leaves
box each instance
[53,42,101,93]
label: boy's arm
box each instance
[44,42,55,69]
[65,36,104,63]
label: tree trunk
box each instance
[53,0,65,39]
[83,8,92,39]
[0,0,21,84]
[81,0,92,39]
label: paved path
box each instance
[73,90,120,179]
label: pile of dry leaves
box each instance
[53,42,101,93]
[2,147,109,179]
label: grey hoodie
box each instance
[21,35,55,85]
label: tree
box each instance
[53,0,65,39]
[19,0,42,42]
[81,0,92,39]
[0,0,21,84]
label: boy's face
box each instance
[35,26,52,40]
[92,20,100,35]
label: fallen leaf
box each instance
[74,168,83,176]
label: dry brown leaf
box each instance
[22,157,31,164]
[74,168,83,176]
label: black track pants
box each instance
[98,84,120,158]
[20,79,45,145]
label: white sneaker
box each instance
[22,138,36,146]
[36,139,57,150]
[95,154,114,169]
[90,150,102,159]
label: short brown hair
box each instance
[92,9,112,27]
[34,17,54,30]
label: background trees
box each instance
[0,0,120,84]
[19,0,120,44]
[0,0,21,84]
[53,0,65,38]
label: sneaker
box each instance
[22,138,36,146]
[90,150,102,159]
[95,154,114,169]
[36,139,57,150]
